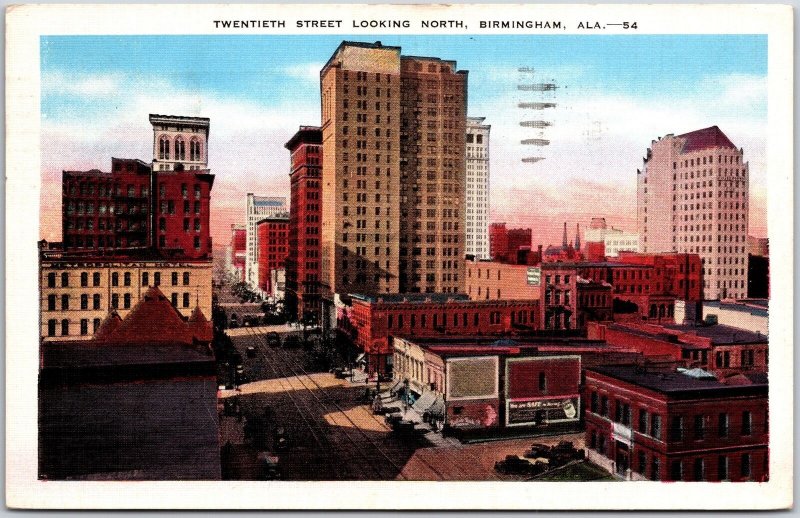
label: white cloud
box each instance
[282,62,325,83]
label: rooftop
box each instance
[588,364,767,395]
[608,321,767,346]
[704,300,769,318]
[350,292,470,304]
[677,125,737,153]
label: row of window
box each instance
[589,391,763,440]
[46,271,193,288]
[157,136,203,161]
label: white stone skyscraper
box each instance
[465,116,491,260]
[637,126,749,300]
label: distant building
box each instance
[257,214,289,296]
[637,126,749,300]
[746,236,769,257]
[285,126,323,323]
[229,224,246,281]
[39,247,212,342]
[245,194,287,289]
[489,223,532,263]
[465,259,542,301]
[465,117,491,260]
[149,114,210,172]
[584,364,768,481]
[542,222,583,262]
[39,286,219,480]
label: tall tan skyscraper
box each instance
[637,126,749,300]
[320,41,467,299]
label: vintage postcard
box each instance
[5,3,793,510]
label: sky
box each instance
[40,34,768,249]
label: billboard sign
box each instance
[507,397,580,426]
[446,356,499,401]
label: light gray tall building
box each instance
[637,126,749,300]
[465,116,491,260]
[245,193,287,289]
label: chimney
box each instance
[562,222,568,247]
[575,223,581,251]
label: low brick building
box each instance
[346,293,541,375]
[583,364,768,481]
[391,336,642,434]
[256,215,289,296]
[588,321,768,377]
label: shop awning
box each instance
[426,396,445,418]
[412,390,437,411]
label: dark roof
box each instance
[284,125,322,150]
[188,305,214,343]
[588,364,767,396]
[662,323,767,343]
[93,310,122,340]
[704,300,769,318]
[677,126,737,153]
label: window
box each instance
[183,272,190,285]
[171,293,179,307]
[142,272,149,286]
[47,294,56,311]
[159,135,170,159]
[124,272,131,286]
[93,294,101,310]
[718,456,729,481]
[190,139,202,161]
[670,416,684,441]
[61,272,69,287]
[639,409,649,434]
[651,414,662,440]
[694,458,705,481]
[61,294,69,310]
[93,318,101,333]
[61,319,69,336]
[81,294,88,310]
[650,457,661,481]
[80,272,88,287]
[741,411,752,435]
[154,272,161,286]
[93,272,101,286]
[111,272,119,287]
[718,413,729,437]
[111,293,119,309]
[80,319,89,336]
[172,272,179,286]
[47,272,56,288]
[694,415,705,440]
[600,395,609,417]
[175,137,185,161]
[598,434,607,455]
[670,460,683,481]
[183,292,190,308]
[637,451,647,474]
[538,372,547,393]
[590,392,598,413]
[124,293,131,309]
[741,454,751,478]
[194,236,201,249]
[47,319,57,337]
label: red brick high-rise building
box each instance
[61,114,214,260]
[285,126,323,323]
[229,224,246,280]
[257,215,289,295]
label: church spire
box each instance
[575,223,581,251]
[562,222,568,248]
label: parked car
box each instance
[524,443,552,459]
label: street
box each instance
[217,326,587,481]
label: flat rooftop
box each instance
[350,293,470,304]
[588,364,768,395]
[609,322,767,345]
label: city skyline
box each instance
[40,34,768,250]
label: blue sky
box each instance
[40,34,768,245]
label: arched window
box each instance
[175,136,185,161]
[159,135,171,160]
[190,138,201,161]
